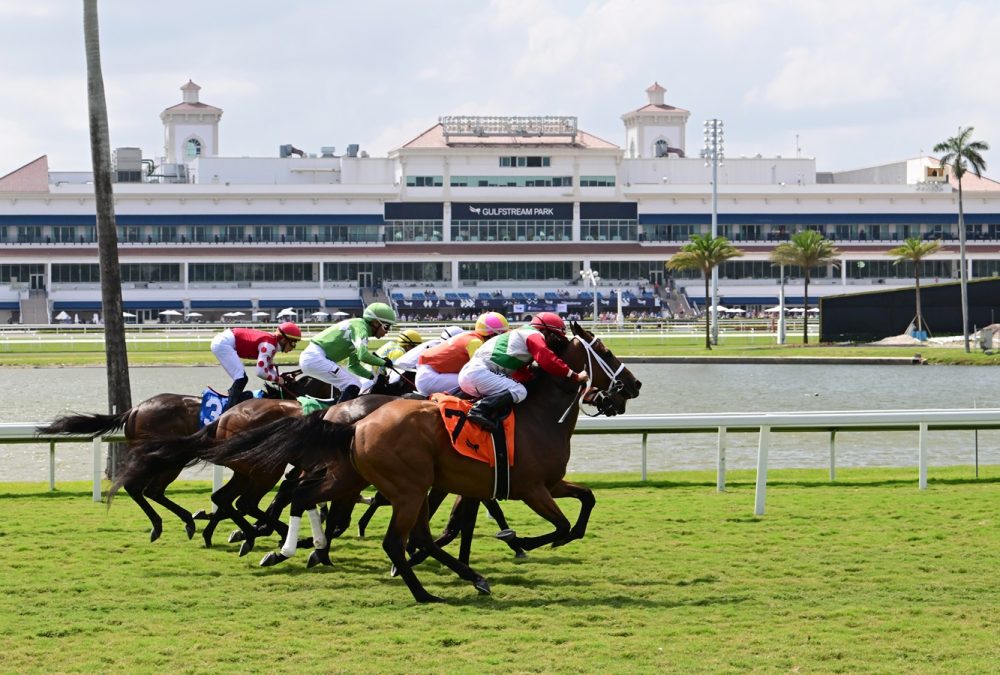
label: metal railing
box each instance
[3,406,999,514]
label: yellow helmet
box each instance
[397,329,423,349]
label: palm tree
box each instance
[770,230,840,344]
[666,234,743,349]
[85,0,132,475]
[934,127,989,352]
[887,237,942,337]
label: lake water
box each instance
[3,363,1000,482]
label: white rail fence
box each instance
[3,407,1000,515]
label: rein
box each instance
[573,333,629,418]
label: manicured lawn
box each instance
[2,467,998,672]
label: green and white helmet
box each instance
[362,302,397,326]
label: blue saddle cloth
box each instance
[199,388,264,428]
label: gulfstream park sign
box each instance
[455,202,572,220]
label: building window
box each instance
[499,156,551,167]
[184,138,202,159]
[405,176,443,187]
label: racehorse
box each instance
[38,372,330,541]
[203,322,640,601]
[108,394,401,554]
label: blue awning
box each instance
[0,301,19,310]
[122,300,183,310]
[190,300,253,309]
[258,299,321,309]
[327,299,363,309]
[53,301,102,311]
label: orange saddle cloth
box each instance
[430,394,515,467]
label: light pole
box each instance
[703,118,724,345]
[580,268,600,329]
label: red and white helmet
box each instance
[530,312,566,336]
[277,321,302,341]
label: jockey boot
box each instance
[467,391,514,433]
[336,384,360,404]
[223,376,249,412]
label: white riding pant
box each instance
[210,330,246,381]
[298,342,372,393]
[458,358,527,403]
[415,364,461,396]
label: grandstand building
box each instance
[2,80,999,325]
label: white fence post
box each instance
[92,437,102,502]
[829,430,837,481]
[48,441,56,491]
[919,423,928,489]
[640,433,648,481]
[717,426,727,492]
[754,426,770,515]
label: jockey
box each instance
[210,321,302,411]
[381,325,465,390]
[459,312,587,432]
[298,302,396,402]
[363,328,424,392]
[415,312,509,397]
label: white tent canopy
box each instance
[158,309,182,316]
[122,312,137,318]
[311,310,330,317]
[185,312,203,318]
[252,311,270,317]
[332,311,350,317]
[762,306,784,313]
[277,307,297,317]
[222,311,246,318]
[54,311,70,321]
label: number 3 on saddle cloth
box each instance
[199,388,264,428]
[430,393,516,501]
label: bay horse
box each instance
[39,372,331,542]
[206,322,640,601]
[107,394,400,553]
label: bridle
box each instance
[572,332,639,417]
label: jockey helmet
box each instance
[397,329,423,348]
[440,325,465,340]
[362,302,396,327]
[277,321,302,341]
[530,312,566,336]
[475,311,509,337]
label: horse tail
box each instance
[37,410,131,437]
[207,409,354,476]
[107,421,220,508]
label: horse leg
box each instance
[144,469,196,540]
[496,486,571,552]
[233,472,288,557]
[123,480,164,543]
[456,499,479,566]
[356,491,389,538]
[483,500,526,558]
[202,473,247,548]
[381,497,448,603]
[229,469,300,543]
[548,480,596,546]
[406,500,491,598]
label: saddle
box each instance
[430,394,515,465]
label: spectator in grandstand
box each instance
[458,312,588,432]
[210,321,302,411]
[298,302,396,402]
[415,312,508,397]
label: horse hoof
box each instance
[514,550,528,559]
[415,593,446,604]
[202,534,213,548]
[307,549,332,568]
[389,564,399,578]
[473,578,492,595]
[228,530,245,543]
[238,539,256,557]
[358,525,367,539]
[185,522,196,540]
[192,509,211,521]
[495,529,516,542]
[149,527,162,543]
[259,552,288,567]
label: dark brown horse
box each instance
[205,322,640,601]
[39,373,330,541]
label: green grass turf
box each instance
[2,467,998,672]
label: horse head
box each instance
[568,321,642,416]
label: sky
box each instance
[2,0,998,175]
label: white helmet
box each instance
[440,325,465,340]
